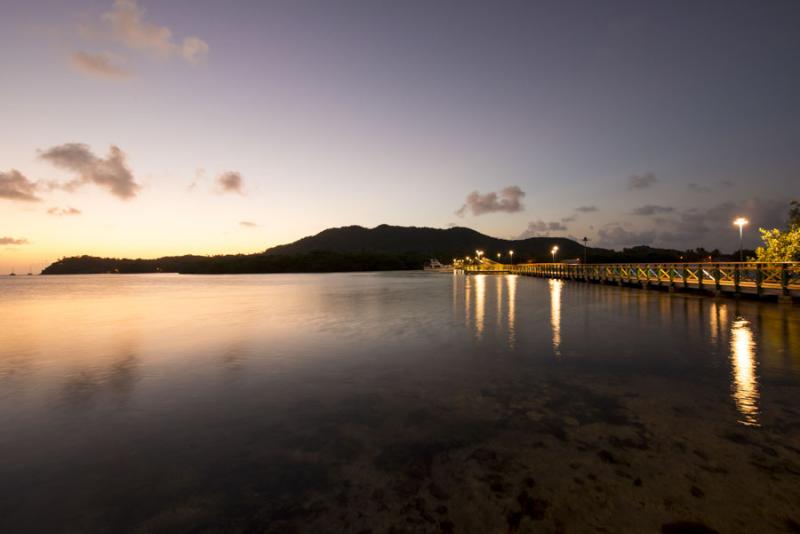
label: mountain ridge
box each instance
[264,224,592,260]
[41,223,728,274]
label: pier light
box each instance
[497,252,501,260]
[733,217,749,262]
[509,250,514,265]
[551,245,559,263]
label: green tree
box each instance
[790,199,800,227]
[754,227,800,262]
[754,200,800,262]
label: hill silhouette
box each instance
[42,224,717,275]
[265,224,590,261]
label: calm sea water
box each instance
[1,273,799,533]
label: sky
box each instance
[2,0,799,272]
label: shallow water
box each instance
[1,272,799,533]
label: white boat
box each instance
[424,259,453,272]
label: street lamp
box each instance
[497,252,501,261]
[581,237,589,264]
[509,250,514,265]
[733,217,748,262]
[551,245,559,263]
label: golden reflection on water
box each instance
[464,274,471,326]
[507,275,517,349]
[709,302,718,343]
[496,276,503,328]
[549,279,562,357]
[709,301,729,344]
[474,275,486,338]
[730,317,760,426]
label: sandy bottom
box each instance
[117,366,800,534]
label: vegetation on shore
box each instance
[754,200,800,262]
[42,251,430,275]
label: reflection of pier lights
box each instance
[496,274,502,327]
[475,274,486,338]
[709,301,729,344]
[549,279,562,356]
[464,274,471,326]
[730,317,759,426]
[508,274,517,348]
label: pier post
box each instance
[713,263,722,296]
[668,265,675,293]
[779,263,792,304]
[698,265,704,291]
[755,264,763,297]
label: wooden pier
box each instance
[461,261,799,302]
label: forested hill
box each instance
[264,224,591,260]
[41,224,720,274]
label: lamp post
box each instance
[509,250,514,265]
[551,245,559,263]
[733,217,748,261]
[497,252,501,261]
[581,237,589,264]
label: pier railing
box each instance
[462,262,799,298]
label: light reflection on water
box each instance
[474,274,486,338]
[453,273,794,426]
[730,317,760,426]
[507,274,517,349]
[1,272,799,531]
[549,279,563,357]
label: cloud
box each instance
[187,168,205,191]
[39,143,140,200]
[687,182,711,193]
[239,221,259,228]
[0,237,29,245]
[0,170,41,202]
[456,186,525,216]
[69,51,131,79]
[180,37,209,64]
[561,215,577,223]
[655,198,789,250]
[632,204,675,216]
[594,197,789,250]
[627,172,657,190]
[98,0,209,63]
[576,205,598,213]
[47,207,82,216]
[517,219,568,239]
[596,225,657,248]
[216,171,244,194]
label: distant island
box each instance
[41,224,743,275]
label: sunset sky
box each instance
[2,0,799,272]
